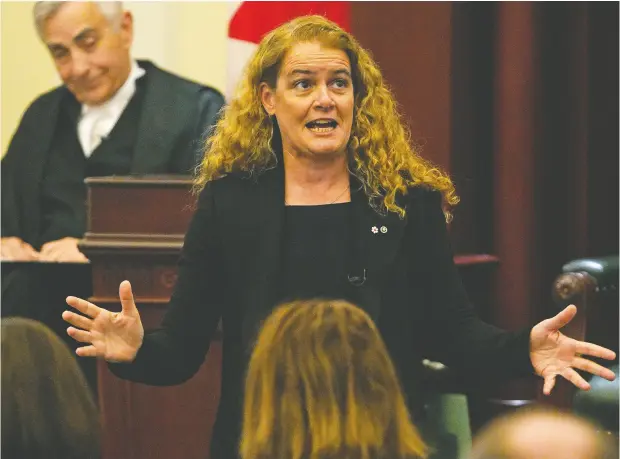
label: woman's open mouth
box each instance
[306,119,338,133]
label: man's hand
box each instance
[0,237,40,261]
[39,237,89,263]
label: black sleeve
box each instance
[1,145,19,238]
[109,183,225,385]
[414,189,534,383]
[169,88,225,175]
[1,101,36,239]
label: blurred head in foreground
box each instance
[469,406,618,459]
[241,299,427,459]
[2,317,100,459]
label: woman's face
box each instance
[260,41,354,161]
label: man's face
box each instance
[260,41,355,161]
[43,2,133,106]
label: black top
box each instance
[38,77,147,246]
[109,169,534,459]
[280,203,352,303]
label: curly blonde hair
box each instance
[241,299,427,459]
[195,15,458,218]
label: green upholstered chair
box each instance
[552,255,619,434]
[422,360,473,459]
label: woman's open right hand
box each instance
[63,280,144,363]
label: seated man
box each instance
[1,1,224,389]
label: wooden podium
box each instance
[81,176,221,459]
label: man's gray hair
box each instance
[33,1,123,40]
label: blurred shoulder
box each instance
[196,170,262,203]
[209,169,275,198]
[139,60,223,100]
[21,85,66,120]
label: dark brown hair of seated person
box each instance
[1,317,100,459]
[241,299,427,459]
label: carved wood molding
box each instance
[80,233,184,255]
[454,253,500,266]
[85,176,193,186]
[552,271,598,305]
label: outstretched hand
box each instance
[63,280,144,363]
[530,305,616,395]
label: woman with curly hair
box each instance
[63,15,615,459]
[241,299,427,459]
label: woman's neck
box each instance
[283,151,350,205]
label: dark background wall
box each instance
[351,1,618,404]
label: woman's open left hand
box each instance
[530,305,616,395]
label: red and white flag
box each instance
[227,1,350,99]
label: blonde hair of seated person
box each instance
[1,317,100,459]
[469,406,618,459]
[241,299,427,459]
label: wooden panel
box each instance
[86,176,196,235]
[89,255,181,302]
[83,177,221,459]
[97,302,222,459]
[351,2,453,172]
[89,254,223,459]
